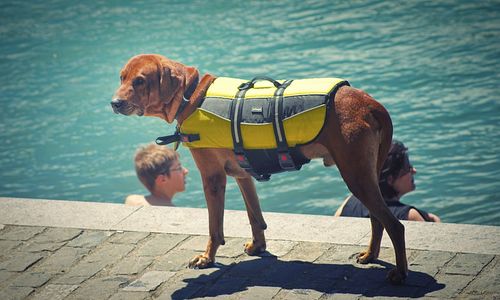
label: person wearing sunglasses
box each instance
[125,143,188,206]
[335,140,440,222]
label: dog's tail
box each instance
[372,104,393,177]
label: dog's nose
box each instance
[110,99,125,113]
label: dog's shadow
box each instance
[172,254,445,299]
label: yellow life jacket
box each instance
[158,76,349,181]
[180,77,348,149]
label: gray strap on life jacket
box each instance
[231,77,298,181]
[230,88,251,170]
[271,79,295,170]
[230,84,271,181]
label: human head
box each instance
[379,140,416,199]
[134,143,180,192]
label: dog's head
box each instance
[111,54,198,123]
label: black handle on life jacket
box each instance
[238,76,282,90]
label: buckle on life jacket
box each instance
[278,151,296,170]
[156,130,200,151]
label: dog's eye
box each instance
[133,77,145,87]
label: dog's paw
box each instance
[188,254,213,269]
[386,268,408,285]
[356,251,376,264]
[244,241,266,256]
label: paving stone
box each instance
[462,255,500,296]
[109,291,149,300]
[81,242,135,264]
[405,266,439,288]
[321,292,361,299]
[0,286,34,300]
[54,243,134,284]
[409,250,456,277]
[274,288,324,300]
[425,274,474,298]
[262,240,297,257]
[152,248,200,271]
[227,255,278,279]
[155,276,204,299]
[177,235,207,251]
[222,285,282,300]
[443,253,494,276]
[329,265,389,295]
[31,284,79,300]
[123,271,176,292]
[65,275,129,300]
[0,240,22,254]
[374,247,398,265]
[9,272,51,287]
[136,233,188,257]
[53,259,110,284]
[281,241,332,262]
[0,270,17,288]
[30,227,82,243]
[198,276,247,297]
[66,230,112,248]
[262,260,321,286]
[108,231,150,244]
[34,246,90,274]
[0,252,45,271]
[175,236,244,259]
[316,244,366,264]
[216,237,248,258]
[363,284,422,298]
[110,255,154,275]
[174,264,230,285]
[19,241,66,253]
[0,226,45,241]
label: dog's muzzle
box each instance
[110,98,144,116]
[110,98,126,114]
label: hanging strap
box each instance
[271,79,296,170]
[230,87,252,169]
[156,128,199,151]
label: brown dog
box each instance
[111,54,408,284]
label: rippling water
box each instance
[1,0,499,225]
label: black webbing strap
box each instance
[230,81,271,181]
[230,88,252,170]
[156,128,200,151]
[272,80,296,170]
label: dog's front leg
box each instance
[188,149,227,269]
[236,177,267,255]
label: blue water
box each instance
[1,0,499,226]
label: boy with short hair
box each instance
[125,143,188,206]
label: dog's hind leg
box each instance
[352,180,407,285]
[332,137,408,284]
[236,176,267,255]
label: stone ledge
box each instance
[0,197,498,255]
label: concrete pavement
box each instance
[0,197,498,299]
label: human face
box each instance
[167,160,189,192]
[391,155,416,197]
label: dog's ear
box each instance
[159,67,184,104]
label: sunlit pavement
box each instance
[0,197,498,299]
